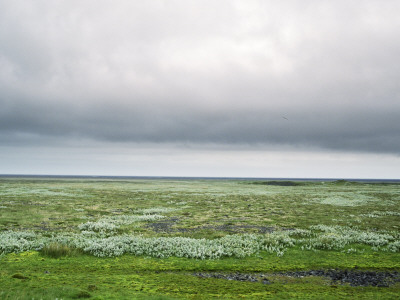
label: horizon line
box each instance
[0,174,399,182]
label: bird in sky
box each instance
[282,116,289,121]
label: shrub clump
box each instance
[41,242,79,258]
[78,214,165,234]
[1,225,399,258]
[12,273,29,280]
[0,231,46,254]
[75,234,265,259]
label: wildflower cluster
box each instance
[0,231,47,254]
[68,234,265,259]
[305,192,377,207]
[78,214,165,234]
[301,225,398,251]
[319,196,371,207]
[135,207,177,214]
[360,211,400,218]
[1,225,399,258]
[262,231,296,256]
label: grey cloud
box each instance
[1,96,399,154]
[1,0,400,154]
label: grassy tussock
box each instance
[41,243,80,258]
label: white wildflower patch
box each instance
[261,231,295,257]
[304,191,379,207]
[108,214,165,223]
[387,241,400,252]
[68,234,266,259]
[318,195,373,207]
[135,207,177,214]
[78,220,119,234]
[1,226,399,258]
[0,188,73,197]
[360,211,400,218]
[0,231,48,254]
[78,214,165,233]
[303,225,398,251]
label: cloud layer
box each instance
[1,0,400,154]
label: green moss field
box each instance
[1,177,399,299]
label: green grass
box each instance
[1,178,399,234]
[41,243,82,258]
[1,177,400,298]
[1,250,400,299]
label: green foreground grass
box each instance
[1,250,400,299]
[1,177,400,299]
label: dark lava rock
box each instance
[192,224,276,234]
[147,222,277,234]
[145,217,180,233]
[280,270,400,287]
[193,270,400,287]
[256,181,300,186]
[193,272,271,284]
[325,270,399,287]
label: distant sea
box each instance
[0,174,399,183]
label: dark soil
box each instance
[282,270,400,287]
[193,270,400,287]
[254,181,300,186]
[145,217,180,232]
[193,272,270,284]
[146,218,277,234]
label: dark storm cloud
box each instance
[1,0,400,154]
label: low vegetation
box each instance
[0,177,399,298]
[41,242,80,258]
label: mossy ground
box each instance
[1,177,399,298]
[1,250,400,299]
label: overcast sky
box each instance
[1,0,399,178]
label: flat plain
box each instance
[0,177,399,299]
